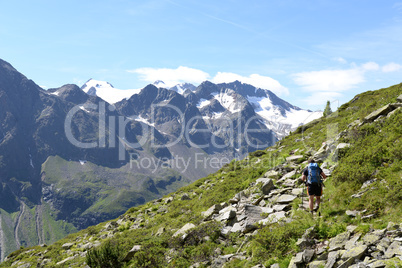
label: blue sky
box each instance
[1,0,402,110]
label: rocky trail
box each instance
[0,217,5,262]
[14,201,25,249]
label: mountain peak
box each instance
[81,79,114,92]
[153,80,166,88]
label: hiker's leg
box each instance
[309,195,315,211]
[316,195,321,207]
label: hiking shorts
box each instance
[307,183,322,196]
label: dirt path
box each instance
[0,216,5,262]
[35,203,44,245]
[14,201,25,249]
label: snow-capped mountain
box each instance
[189,80,322,139]
[80,79,321,139]
[81,79,141,104]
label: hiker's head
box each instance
[308,159,315,164]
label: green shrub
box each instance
[86,240,124,268]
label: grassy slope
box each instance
[1,83,401,267]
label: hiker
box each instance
[302,159,327,214]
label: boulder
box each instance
[56,256,75,265]
[387,107,402,118]
[201,204,222,220]
[156,227,165,236]
[286,155,304,162]
[383,241,402,258]
[288,252,304,268]
[341,244,367,260]
[181,193,191,200]
[272,204,290,212]
[325,250,340,268]
[256,178,275,195]
[308,260,326,268]
[329,232,350,251]
[397,94,402,103]
[264,170,279,178]
[302,249,315,263]
[275,194,297,204]
[164,196,174,204]
[278,170,296,182]
[215,208,236,222]
[363,104,393,123]
[362,232,383,245]
[258,211,286,225]
[173,223,196,237]
[124,245,142,261]
[61,242,74,250]
[292,188,305,196]
[344,234,361,250]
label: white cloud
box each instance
[361,62,380,71]
[293,68,364,92]
[212,72,289,96]
[382,62,402,72]
[128,66,210,87]
[333,57,347,64]
[293,62,380,106]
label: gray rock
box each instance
[325,250,340,268]
[336,143,351,150]
[270,264,280,268]
[278,170,296,182]
[346,225,358,233]
[181,193,191,200]
[173,223,196,237]
[258,211,286,225]
[215,208,236,222]
[272,204,290,212]
[329,232,350,251]
[383,241,402,258]
[376,237,391,252]
[286,155,304,162]
[346,210,359,217]
[275,194,297,204]
[364,104,394,123]
[201,204,222,220]
[345,234,361,250]
[369,260,386,268]
[221,226,232,236]
[124,245,142,261]
[337,257,355,268]
[164,196,174,204]
[308,260,326,268]
[230,222,243,233]
[264,170,279,178]
[363,232,383,245]
[386,222,399,231]
[288,252,304,268]
[302,249,315,263]
[397,94,402,103]
[256,178,275,195]
[61,242,74,250]
[291,188,304,196]
[296,237,313,250]
[341,244,367,260]
[56,256,75,265]
[156,227,165,236]
[387,107,402,118]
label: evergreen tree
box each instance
[323,100,332,117]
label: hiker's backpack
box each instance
[307,163,321,184]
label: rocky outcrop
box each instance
[288,223,402,268]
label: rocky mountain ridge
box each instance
[2,85,401,267]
